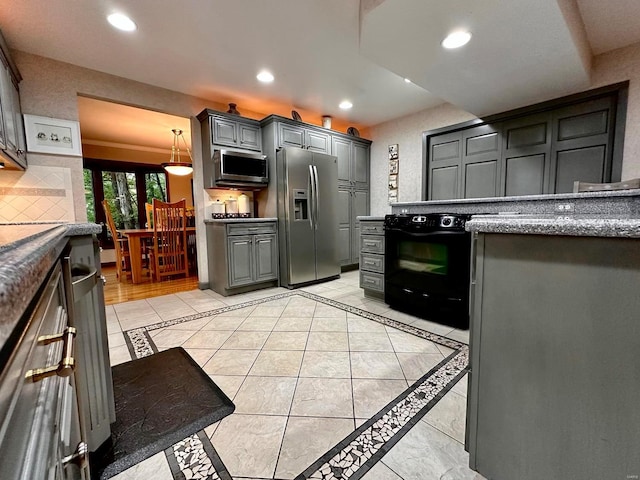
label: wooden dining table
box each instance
[118,227,196,284]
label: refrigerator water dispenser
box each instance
[293,189,308,220]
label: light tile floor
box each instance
[107,270,484,480]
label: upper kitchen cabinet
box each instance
[197,109,262,153]
[260,115,330,154]
[332,136,370,189]
[549,96,616,193]
[0,29,27,169]
[424,84,626,200]
[427,124,501,200]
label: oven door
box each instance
[384,228,471,325]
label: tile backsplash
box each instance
[0,165,74,223]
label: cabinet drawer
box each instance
[360,271,384,292]
[227,222,276,236]
[360,235,384,254]
[360,253,384,273]
[360,222,384,235]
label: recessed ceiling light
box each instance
[404,78,412,83]
[256,70,274,83]
[339,100,353,110]
[442,31,471,49]
[107,13,137,32]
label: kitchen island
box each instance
[464,214,640,480]
[0,222,113,479]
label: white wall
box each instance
[364,41,640,216]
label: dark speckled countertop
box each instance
[0,222,102,351]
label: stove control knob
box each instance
[441,217,453,227]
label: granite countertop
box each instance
[204,217,277,224]
[0,222,102,350]
[466,214,640,238]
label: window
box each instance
[84,159,168,248]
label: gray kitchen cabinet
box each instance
[426,88,623,199]
[207,220,278,296]
[462,124,501,198]
[338,188,369,266]
[428,131,463,200]
[333,136,369,189]
[278,122,331,153]
[197,108,262,154]
[0,28,27,169]
[467,232,640,480]
[549,95,616,193]
[332,136,371,267]
[428,125,500,199]
[66,235,115,452]
[358,219,385,298]
[500,112,551,196]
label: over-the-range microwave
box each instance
[213,149,268,188]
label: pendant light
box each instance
[162,128,193,176]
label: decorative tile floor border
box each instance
[165,431,231,480]
[122,291,469,480]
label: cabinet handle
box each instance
[16,149,24,155]
[364,261,375,265]
[248,227,259,231]
[25,326,77,382]
[364,278,376,284]
[62,442,88,469]
[100,275,107,286]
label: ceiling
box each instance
[1,0,640,153]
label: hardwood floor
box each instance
[101,265,199,305]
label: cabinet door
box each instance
[0,64,17,153]
[279,124,305,149]
[306,130,331,153]
[549,96,616,193]
[227,236,253,287]
[238,123,262,151]
[213,117,238,147]
[254,234,278,282]
[428,131,462,200]
[501,113,551,196]
[352,190,369,265]
[333,137,352,185]
[353,142,370,189]
[337,188,352,266]
[462,124,501,198]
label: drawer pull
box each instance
[26,327,77,382]
[364,261,376,265]
[62,442,88,469]
[364,278,376,284]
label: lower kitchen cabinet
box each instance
[338,188,369,267]
[207,220,278,296]
[358,218,385,298]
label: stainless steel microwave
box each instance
[213,149,268,187]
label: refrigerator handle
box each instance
[313,165,320,230]
[308,164,315,229]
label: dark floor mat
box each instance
[92,347,235,479]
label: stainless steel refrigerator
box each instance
[277,147,340,288]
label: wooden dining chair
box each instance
[145,202,154,229]
[101,200,132,282]
[149,198,189,281]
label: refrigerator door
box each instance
[282,148,317,285]
[312,153,340,280]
